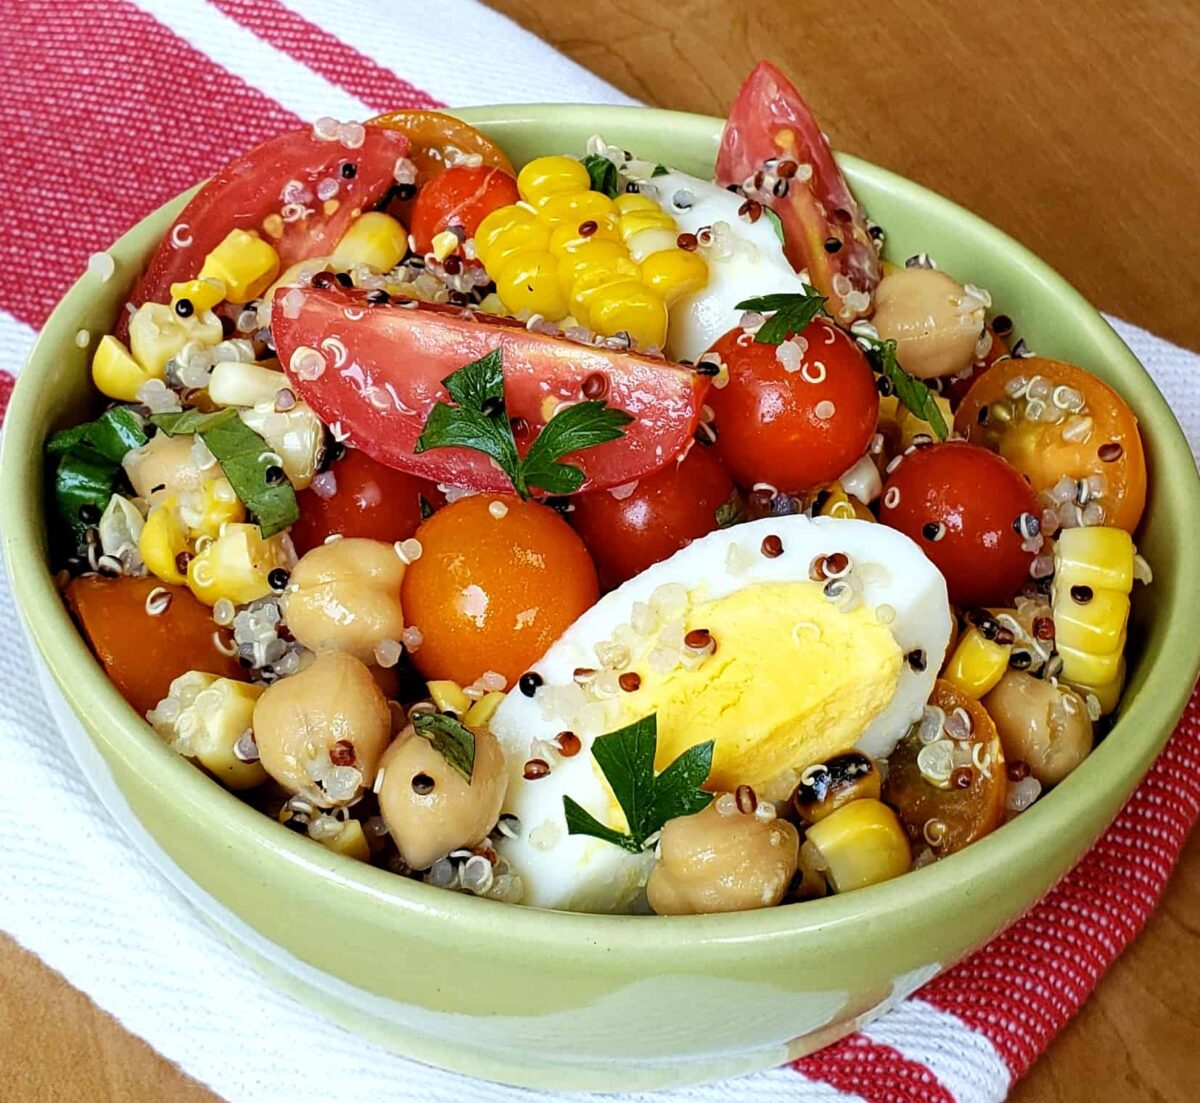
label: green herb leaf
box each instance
[519,401,633,495]
[857,334,949,441]
[48,407,147,466]
[442,348,504,410]
[563,713,715,852]
[581,154,620,198]
[735,289,829,345]
[53,454,119,540]
[714,490,743,529]
[149,408,223,437]
[413,712,477,782]
[762,206,786,245]
[651,163,670,177]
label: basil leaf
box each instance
[413,712,476,782]
[49,407,146,466]
[859,336,949,441]
[519,401,633,496]
[735,289,829,345]
[562,796,641,854]
[762,206,786,245]
[150,409,224,437]
[582,154,620,198]
[53,454,118,540]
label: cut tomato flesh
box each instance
[271,288,710,494]
[715,61,880,320]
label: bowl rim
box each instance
[3,101,1199,951]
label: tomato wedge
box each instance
[715,61,880,321]
[271,287,709,493]
[117,125,411,336]
[369,109,514,182]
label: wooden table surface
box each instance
[3,2,1198,1100]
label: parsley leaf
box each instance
[735,289,829,345]
[762,206,786,245]
[581,154,620,198]
[855,333,949,440]
[562,714,714,852]
[519,401,632,496]
[413,712,476,782]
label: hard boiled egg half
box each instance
[489,514,952,913]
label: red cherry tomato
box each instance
[568,444,737,589]
[289,448,441,557]
[704,318,879,494]
[409,166,519,254]
[879,441,1038,606]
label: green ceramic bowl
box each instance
[3,105,1198,1091]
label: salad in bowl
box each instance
[47,62,1152,918]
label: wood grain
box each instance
[2,2,1198,1099]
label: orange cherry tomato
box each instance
[955,357,1147,533]
[943,320,1010,407]
[882,679,1007,857]
[369,110,514,183]
[409,165,519,255]
[66,576,245,716]
[400,495,598,687]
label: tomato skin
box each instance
[289,448,441,557]
[704,318,879,494]
[955,357,1147,533]
[409,166,519,254]
[715,61,880,320]
[117,126,410,338]
[568,445,737,590]
[879,442,1038,606]
[273,287,709,494]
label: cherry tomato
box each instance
[400,496,598,686]
[409,166,519,255]
[955,357,1147,533]
[289,447,441,556]
[943,320,1009,407]
[116,127,410,339]
[879,441,1038,606]
[704,318,879,494]
[882,679,1007,857]
[715,61,880,320]
[66,576,245,716]
[369,110,514,183]
[568,445,737,590]
[273,286,709,494]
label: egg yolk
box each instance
[401,495,599,687]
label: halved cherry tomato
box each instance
[272,287,709,494]
[568,444,737,590]
[879,441,1037,606]
[715,61,881,320]
[66,576,245,716]
[882,679,1007,857]
[704,318,879,494]
[955,357,1147,533]
[369,110,514,182]
[117,126,410,338]
[409,165,519,255]
[289,447,442,556]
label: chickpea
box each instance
[252,652,391,805]
[123,432,206,506]
[646,794,799,916]
[871,268,985,380]
[282,538,405,663]
[376,721,508,870]
[983,670,1093,785]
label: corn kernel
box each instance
[428,680,470,715]
[614,193,661,215]
[819,484,874,522]
[1056,639,1124,686]
[331,211,408,272]
[517,155,590,206]
[640,248,709,305]
[319,819,370,862]
[538,189,618,229]
[1055,526,1135,594]
[198,229,281,304]
[464,691,506,729]
[496,251,569,320]
[208,361,288,408]
[92,335,153,402]
[625,226,681,263]
[943,626,1011,698]
[239,402,323,491]
[567,256,642,317]
[430,229,460,262]
[186,523,291,607]
[265,256,332,300]
[555,239,633,297]
[475,205,536,265]
[128,302,223,378]
[618,210,677,242]
[169,277,226,313]
[1053,588,1128,656]
[483,219,552,277]
[897,394,954,448]
[139,499,190,585]
[189,679,267,790]
[802,798,912,893]
[548,218,620,257]
[179,477,246,541]
[1067,657,1126,716]
[585,280,667,350]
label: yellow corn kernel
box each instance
[320,819,370,862]
[190,679,267,790]
[1053,587,1129,657]
[618,210,677,243]
[943,626,1011,698]
[170,277,226,314]
[92,335,153,402]
[625,226,681,263]
[331,211,408,272]
[430,230,460,262]
[198,229,281,304]
[428,680,470,716]
[128,302,223,378]
[139,499,189,585]
[179,477,245,541]
[1054,526,1135,594]
[567,256,642,317]
[496,251,569,320]
[265,256,332,299]
[538,189,618,229]
[475,205,536,265]
[517,155,590,206]
[897,394,954,448]
[483,219,552,278]
[1055,639,1124,686]
[186,523,290,607]
[548,218,620,258]
[555,239,632,297]
[1068,657,1126,717]
[586,280,667,350]
[820,484,875,522]
[464,691,505,729]
[802,798,912,894]
[640,248,709,305]
[614,193,660,215]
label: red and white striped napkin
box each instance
[0,3,1197,1101]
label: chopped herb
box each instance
[415,350,632,498]
[762,206,786,245]
[714,490,742,529]
[735,289,829,345]
[48,407,147,466]
[53,454,120,540]
[581,154,620,198]
[651,163,670,177]
[413,712,476,782]
[151,408,300,536]
[855,333,949,440]
[562,714,714,853]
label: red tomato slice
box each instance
[116,125,411,336]
[271,287,710,494]
[715,62,880,321]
